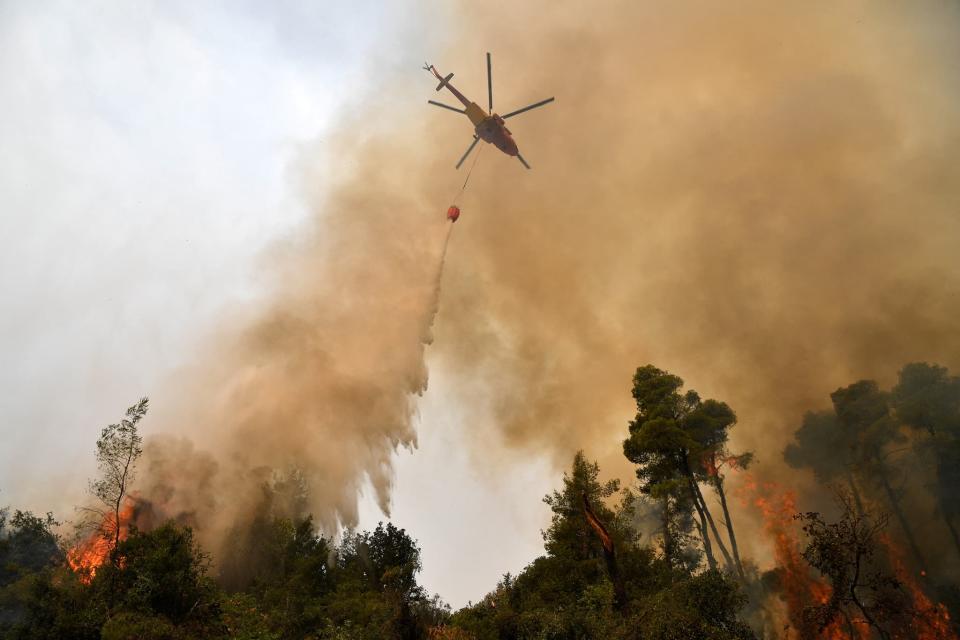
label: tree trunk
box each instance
[690,490,718,571]
[715,477,746,580]
[691,480,735,571]
[583,494,627,613]
[850,545,891,640]
[939,499,960,561]
[877,469,927,574]
[682,455,734,571]
[660,494,676,571]
[845,471,866,518]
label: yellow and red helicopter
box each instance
[424,52,554,171]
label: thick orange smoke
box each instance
[127,1,960,576]
[428,0,960,563]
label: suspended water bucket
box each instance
[447,205,460,222]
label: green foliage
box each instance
[449,453,753,640]
[631,570,754,640]
[84,397,148,575]
[218,512,445,640]
[0,509,70,637]
[91,399,147,515]
[891,363,960,518]
[221,593,282,640]
[2,566,104,640]
[327,522,437,639]
[890,362,960,435]
[93,522,222,630]
[100,612,180,640]
[831,381,904,473]
[0,510,61,588]
[783,410,851,484]
[542,452,624,561]
[3,521,224,640]
[623,365,750,576]
[624,366,744,484]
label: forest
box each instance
[2,361,959,640]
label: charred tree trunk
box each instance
[941,508,960,560]
[715,477,746,580]
[582,493,627,612]
[936,452,960,560]
[845,471,866,518]
[877,469,927,575]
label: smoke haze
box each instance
[140,0,960,570]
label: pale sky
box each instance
[0,0,554,608]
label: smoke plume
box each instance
[147,124,456,548]
[429,1,960,564]
[145,0,960,569]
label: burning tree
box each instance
[796,490,958,640]
[781,365,960,639]
[785,380,929,576]
[795,492,896,639]
[831,381,927,576]
[71,398,148,582]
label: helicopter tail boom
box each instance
[435,72,454,92]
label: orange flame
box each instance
[878,534,956,640]
[67,500,136,584]
[702,452,719,478]
[741,477,960,639]
[701,451,747,479]
[740,476,867,639]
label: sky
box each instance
[0,0,553,607]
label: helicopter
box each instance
[424,53,554,170]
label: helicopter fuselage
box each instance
[474,112,519,157]
[434,71,519,158]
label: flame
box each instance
[740,476,868,639]
[702,451,719,478]
[701,451,747,479]
[67,500,136,584]
[741,477,960,639]
[878,534,957,640]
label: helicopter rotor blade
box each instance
[502,97,555,120]
[487,52,493,113]
[427,100,466,114]
[455,136,480,169]
[517,153,531,170]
